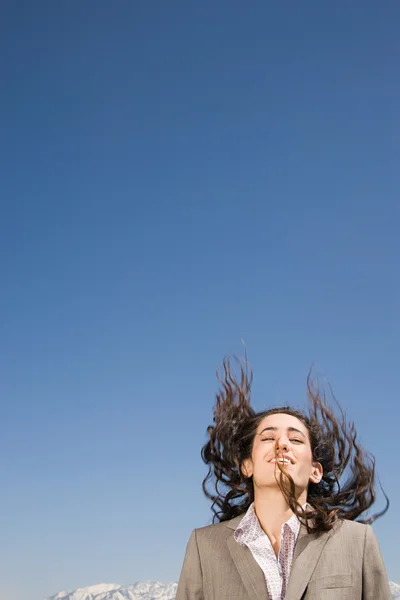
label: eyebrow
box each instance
[258,426,306,437]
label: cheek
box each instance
[304,447,314,461]
[251,448,266,469]
[297,447,314,468]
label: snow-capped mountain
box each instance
[45,581,177,600]
[391,581,400,599]
[45,579,400,600]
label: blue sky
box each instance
[1,2,399,599]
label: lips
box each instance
[269,454,295,465]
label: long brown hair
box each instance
[201,357,389,533]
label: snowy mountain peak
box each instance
[45,581,177,600]
[390,581,400,599]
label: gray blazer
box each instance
[176,515,391,599]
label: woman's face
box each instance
[242,412,323,496]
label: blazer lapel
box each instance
[226,518,267,600]
[284,525,332,600]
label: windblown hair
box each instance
[201,357,389,534]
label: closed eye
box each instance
[261,437,303,443]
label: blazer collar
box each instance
[226,530,268,600]
[284,523,334,600]
[225,514,334,600]
[226,513,269,600]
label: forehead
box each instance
[256,413,308,435]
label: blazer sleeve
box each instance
[362,524,391,600]
[176,530,204,600]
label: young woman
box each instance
[176,358,391,600]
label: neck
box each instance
[253,487,306,553]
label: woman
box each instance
[176,358,391,600]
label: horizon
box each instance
[1,2,399,599]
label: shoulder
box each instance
[192,514,244,544]
[327,518,371,547]
[334,519,369,535]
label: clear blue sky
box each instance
[1,2,399,599]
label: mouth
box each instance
[269,456,295,465]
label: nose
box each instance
[276,436,289,452]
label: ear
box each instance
[241,458,253,479]
[309,461,323,484]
